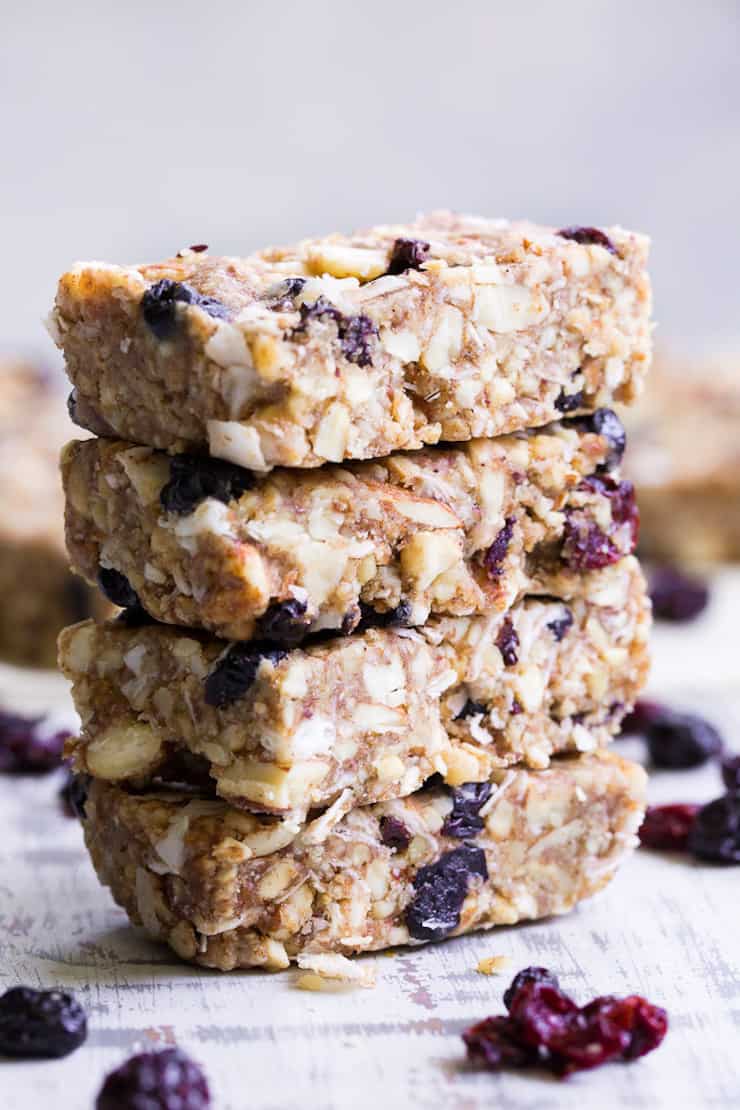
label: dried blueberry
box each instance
[204,643,287,708]
[0,987,87,1058]
[0,711,71,774]
[405,845,488,941]
[442,781,492,838]
[638,804,699,852]
[256,598,311,646]
[547,607,573,642]
[721,755,740,793]
[387,238,430,275]
[557,226,617,255]
[644,709,723,769]
[59,769,90,820]
[379,814,411,850]
[564,408,626,471]
[554,388,585,414]
[267,276,307,309]
[503,966,560,1010]
[355,600,413,634]
[141,279,230,340]
[97,567,141,609]
[495,618,519,666]
[292,296,377,367]
[649,565,709,623]
[456,699,487,720]
[160,454,254,514]
[561,476,638,571]
[96,1047,210,1110]
[483,517,514,579]
[688,794,740,864]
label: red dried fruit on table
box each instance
[639,804,700,852]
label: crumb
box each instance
[476,955,511,976]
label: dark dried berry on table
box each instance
[456,699,487,720]
[618,699,663,736]
[721,754,740,793]
[405,845,488,941]
[443,782,492,838]
[59,769,90,820]
[96,1047,211,1110]
[547,607,573,642]
[387,237,430,275]
[0,710,71,774]
[160,454,254,514]
[688,794,740,864]
[649,565,709,622]
[645,709,723,769]
[379,815,411,850]
[557,226,618,254]
[204,643,287,708]
[503,966,560,1010]
[256,598,310,646]
[564,408,626,471]
[141,278,230,340]
[465,967,667,1077]
[554,388,585,414]
[638,804,699,852]
[483,517,514,579]
[495,618,519,665]
[97,567,141,608]
[0,987,87,1058]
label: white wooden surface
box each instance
[1,579,739,1109]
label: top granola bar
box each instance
[51,213,651,470]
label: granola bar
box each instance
[624,353,740,562]
[80,750,646,970]
[51,213,651,470]
[0,360,107,667]
[62,413,636,641]
[59,559,649,818]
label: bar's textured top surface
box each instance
[82,750,646,971]
[52,213,651,470]
[63,413,637,642]
[59,558,649,818]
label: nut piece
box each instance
[295,953,376,990]
[86,721,163,780]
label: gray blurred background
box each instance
[1,0,738,361]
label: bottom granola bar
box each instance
[82,750,645,971]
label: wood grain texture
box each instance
[1,576,740,1109]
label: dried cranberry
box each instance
[379,814,411,850]
[558,226,617,254]
[564,408,626,471]
[503,967,560,1010]
[455,699,487,720]
[98,567,141,609]
[547,607,573,642]
[561,476,638,571]
[160,454,254,514]
[405,845,488,941]
[554,388,585,414]
[639,804,699,852]
[96,1047,210,1109]
[141,279,231,340]
[256,598,310,646]
[688,794,740,864]
[387,238,430,275]
[496,618,519,666]
[59,770,90,820]
[0,710,71,774]
[442,782,492,838]
[204,643,287,708]
[721,755,740,793]
[649,565,709,622]
[465,968,667,1077]
[483,517,514,579]
[645,709,723,769]
[0,986,87,1058]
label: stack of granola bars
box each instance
[52,214,652,972]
